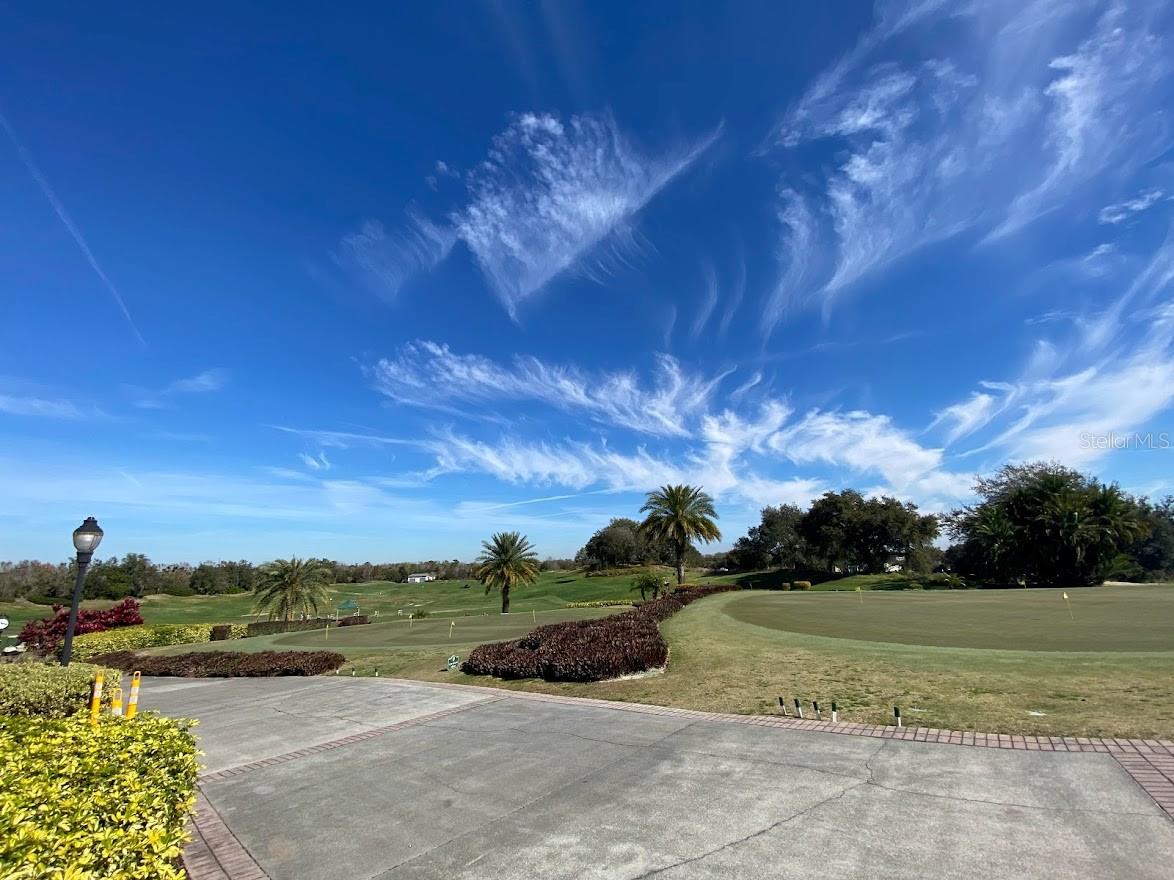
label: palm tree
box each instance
[475,532,540,614]
[253,557,332,625]
[639,484,722,585]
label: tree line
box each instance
[0,555,578,602]
[721,462,1173,586]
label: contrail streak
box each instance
[0,109,145,345]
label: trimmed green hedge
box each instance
[209,623,250,641]
[246,618,334,637]
[0,661,116,718]
[0,714,198,879]
[70,624,215,661]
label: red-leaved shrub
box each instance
[91,650,346,677]
[336,615,370,627]
[462,585,738,682]
[19,598,144,653]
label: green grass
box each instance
[0,567,687,636]
[723,585,1174,651]
[147,605,625,657]
[392,586,1174,739]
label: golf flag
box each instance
[1062,591,1074,620]
[1062,592,1069,600]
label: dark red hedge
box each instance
[91,649,346,677]
[336,615,370,627]
[462,585,739,682]
[19,597,144,653]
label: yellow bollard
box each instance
[126,671,141,719]
[89,670,105,726]
[110,686,123,717]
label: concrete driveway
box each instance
[140,677,1174,880]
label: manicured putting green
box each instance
[723,585,1174,652]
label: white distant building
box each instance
[406,573,436,584]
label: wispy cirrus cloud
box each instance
[1099,188,1167,224]
[272,426,420,450]
[0,394,85,419]
[298,451,331,471]
[937,224,1174,464]
[337,112,718,318]
[368,341,731,437]
[130,369,230,409]
[334,212,456,301]
[768,409,966,496]
[764,0,1172,332]
[930,392,998,445]
[453,112,719,317]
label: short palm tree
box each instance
[639,484,722,585]
[475,532,540,614]
[253,557,332,624]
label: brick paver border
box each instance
[181,679,1174,879]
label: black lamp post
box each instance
[60,517,103,666]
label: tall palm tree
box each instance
[639,484,722,585]
[476,532,540,614]
[253,557,333,625]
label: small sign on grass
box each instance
[447,655,460,671]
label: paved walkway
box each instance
[139,677,1174,880]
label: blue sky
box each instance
[2,0,1173,563]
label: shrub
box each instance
[0,661,116,718]
[18,597,144,653]
[337,615,370,627]
[791,580,812,591]
[246,618,334,637]
[410,609,430,619]
[781,582,792,591]
[157,583,196,597]
[565,600,632,608]
[209,623,250,641]
[920,573,967,590]
[93,650,346,677]
[25,594,62,606]
[585,566,671,578]
[0,713,197,879]
[70,624,214,661]
[463,585,739,683]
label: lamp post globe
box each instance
[61,517,104,666]
[72,517,104,557]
